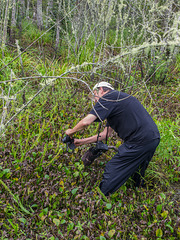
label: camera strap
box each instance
[97,123,109,144]
[106,126,109,144]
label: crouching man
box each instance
[65,82,160,196]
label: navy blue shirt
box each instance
[90,90,160,144]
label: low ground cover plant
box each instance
[0,75,179,239]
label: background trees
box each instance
[0,0,179,53]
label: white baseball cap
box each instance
[93,81,114,91]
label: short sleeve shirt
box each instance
[89,90,160,144]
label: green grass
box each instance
[21,20,53,46]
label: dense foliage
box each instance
[0,0,180,239]
[0,81,179,239]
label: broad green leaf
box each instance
[53,218,60,226]
[108,229,116,238]
[161,210,168,219]
[106,203,112,209]
[31,204,38,208]
[177,227,180,237]
[81,236,89,240]
[100,236,106,240]
[73,171,79,177]
[156,228,163,237]
[42,207,48,214]
[0,169,10,178]
[19,218,27,224]
[160,192,166,200]
[83,172,89,176]
[71,188,78,195]
[49,237,55,240]
[156,204,162,212]
[61,219,66,224]
[44,174,49,179]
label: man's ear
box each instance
[99,87,104,94]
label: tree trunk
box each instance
[2,0,10,55]
[11,0,16,27]
[26,0,30,20]
[55,0,61,50]
[45,0,53,28]
[37,0,43,30]
[19,0,25,19]
[173,12,180,55]
[0,0,3,45]
[10,0,16,43]
[17,0,25,36]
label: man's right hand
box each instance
[74,138,85,146]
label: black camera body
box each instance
[92,141,109,155]
[62,135,71,143]
[62,135,76,150]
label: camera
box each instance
[82,141,109,166]
[92,141,109,154]
[62,135,75,150]
[62,135,71,143]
